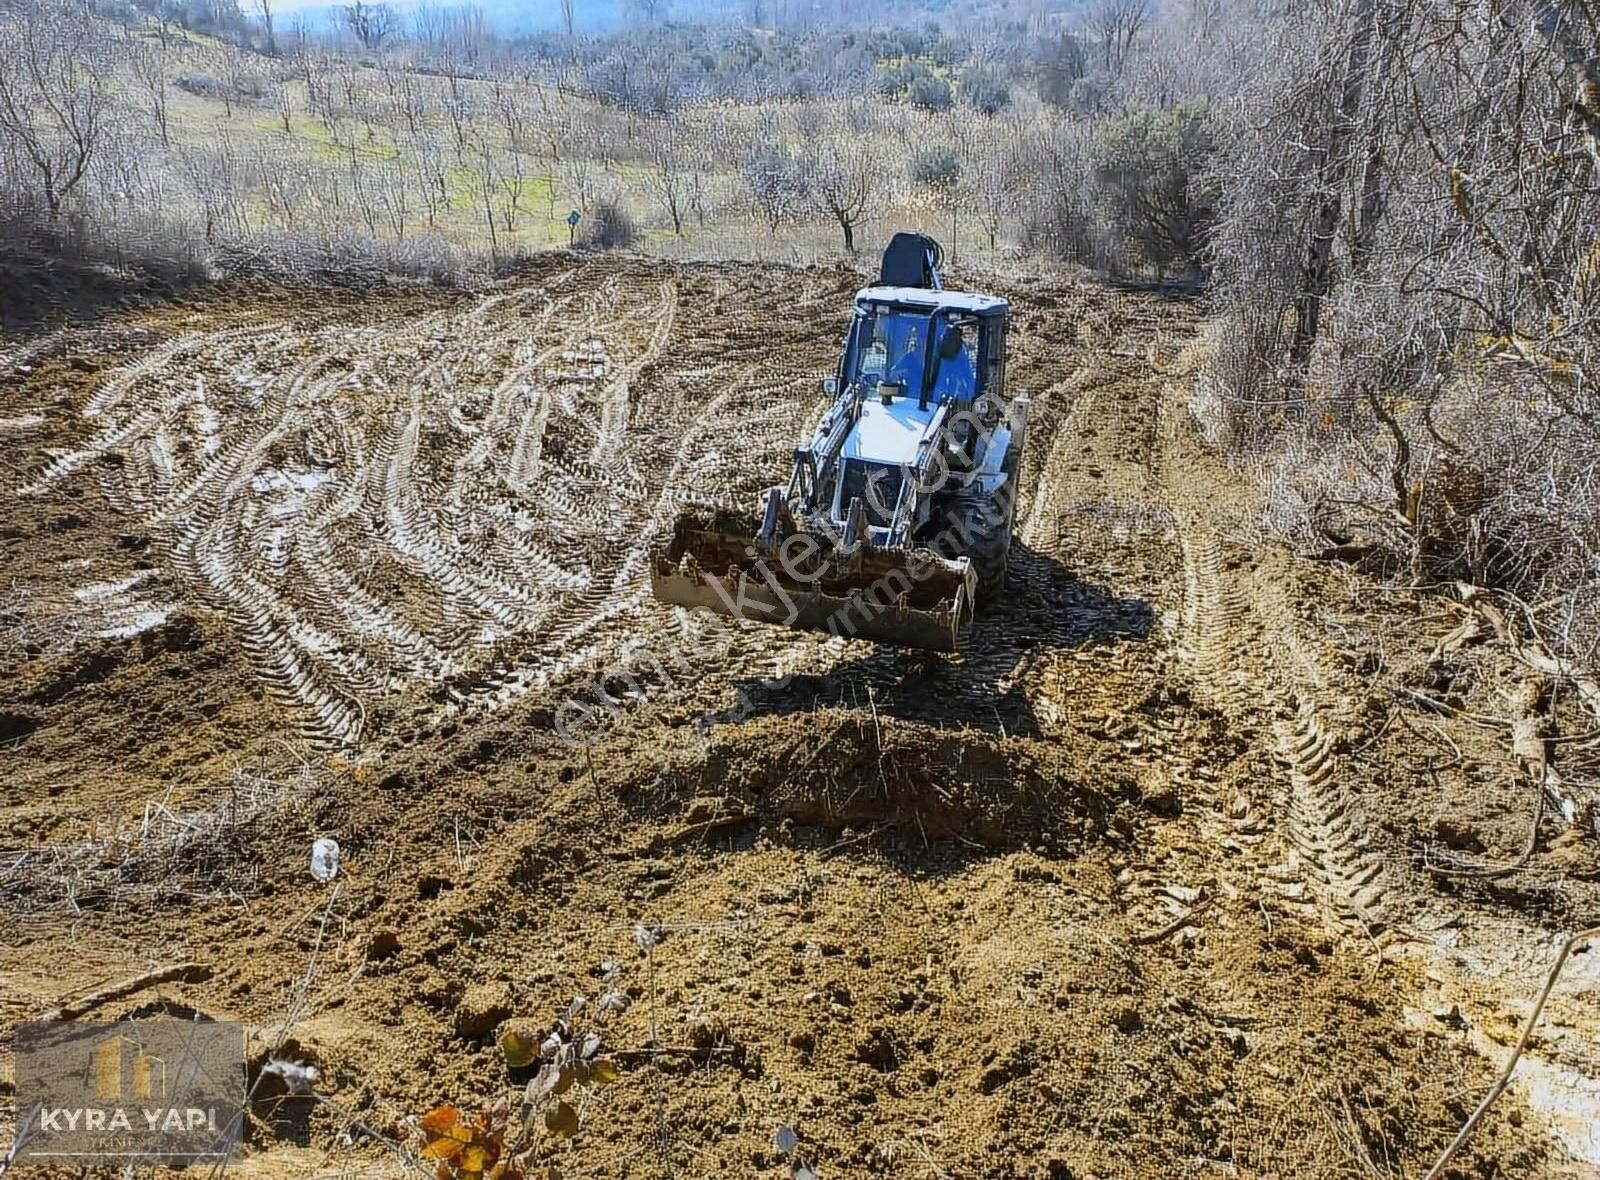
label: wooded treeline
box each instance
[1203,0,1600,680]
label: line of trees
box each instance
[1201,0,1600,678]
[0,0,1218,273]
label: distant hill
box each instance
[280,0,743,36]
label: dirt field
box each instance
[3,255,1599,1178]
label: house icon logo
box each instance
[90,1034,167,1102]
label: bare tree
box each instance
[805,128,878,254]
[492,78,533,154]
[300,46,334,128]
[470,131,500,258]
[1087,0,1151,74]
[1288,0,1378,367]
[255,0,277,56]
[559,150,598,215]
[743,141,807,236]
[0,2,113,220]
[180,139,249,243]
[274,66,295,133]
[644,122,691,234]
[257,152,306,229]
[968,134,1014,253]
[223,46,269,120]
[412,1,447,52]
[494,148,524,234]
[446,4,488,66]
[376,157,412,239]
[343,0,397,51]
[412,132,451,228]
[287,15,312,55]
[625,0,671,26]
[444,94,472,159]
[130,40,172,148]
[344,135,380,237]
[560,0,575,40]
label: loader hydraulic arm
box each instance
[792,382,860,515]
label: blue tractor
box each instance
[652,234,1028,650]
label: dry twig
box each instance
[32,962,212,1023]
[1130,895,1215,945]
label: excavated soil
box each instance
[2,254,1599,1178]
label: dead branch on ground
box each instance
[32,962,213,1023]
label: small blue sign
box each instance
[567,210,581,227]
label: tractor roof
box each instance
[854,286,1008,317]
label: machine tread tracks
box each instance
[1176,517,1392,947]
[1176,526,1256,717]
[1273,704,1393,939]
[15,273,720,746]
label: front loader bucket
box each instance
[650,509,975,651]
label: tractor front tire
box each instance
[947,480,1015,606]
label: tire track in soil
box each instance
[1162,374,1394,946]
[996,324,1289,939]
[17,271,694,738]
[1156,348,1600,1168]
[14,264,852,748]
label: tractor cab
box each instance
[838,287,1008,411]
[823,287,1010,537]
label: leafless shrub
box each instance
[0,196,210,330]
[0,756,325,920]
[742,140,808,237]
[577,196,636,251]
[175,71,267,110]
[1012,119,1096,265]
[218,227,471,287]
[1091,104,1215,279]
[130,39,172,146]
[180,139,251,244]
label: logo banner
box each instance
[14,1019,245,1164]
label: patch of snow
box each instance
[251,466,335,520]
[194,401,221,457]
[1517,1056,1600,1165]
[251,467,335,496]
[263,525,291,566]
[0,412,46,434]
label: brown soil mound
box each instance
[697,709,1123,842]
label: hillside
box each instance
[4,0,1600,1175]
